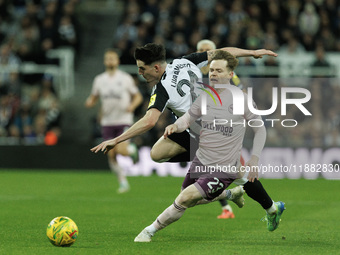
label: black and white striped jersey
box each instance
[147,52,208,120]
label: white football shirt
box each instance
[91,70,138,126]
[189,85,264,166]
[147,52,208,134]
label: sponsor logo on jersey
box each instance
[148,94,157,108]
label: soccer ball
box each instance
[46,216,78,247]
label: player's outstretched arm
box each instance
[90,138,118,154]
[207,48,278,61]
[252,49,278,59]
[91,108,162,154]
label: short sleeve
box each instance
[91,76,100,96]
[125,74,139,95]
[182,52,208,67]
[147,81,170,112]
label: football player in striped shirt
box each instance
[91,43,280,231]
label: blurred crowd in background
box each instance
[1,0,339,148]
[111,0,340,148]
[241,77,340,148]
[114,0,340,62]
[0,0,80,144]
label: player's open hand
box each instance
[253,49,278,59]
[163,124,178,139]
[245,155,259,182]
[90,139,117,154]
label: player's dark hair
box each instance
[134,43,166,65]
[211,50,239,71]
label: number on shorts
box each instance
[207,178,224,193]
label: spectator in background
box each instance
[301,33,315,51]
[115,16,138,44]
[168,33,189,59]
[0,93,13,136]
[0,43,21,85]
[312,45,330,68]
[263,21,279,51]
[0,0,10,21]
[40,16,57,46]
[228,1,248,31]
[43,0,58,20]
[244,20,263,50]
[0,0,82,145]
[57,15,78,50]
[112,0,339,64]
[278,37,306,56]
[11,14,40,62]
[11,0,27,20]
[311,45,334,79]
[1,0,339,150]
[195,9,209,39]
[10,99,35,144]
[36,37,57,65]
[299,3,320,37]
[5,71,21,97]
[318,27,336,51]
[36,74,61,145]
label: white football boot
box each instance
[134,228,153,242]
[229,186,245,208]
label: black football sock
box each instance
[219,199,229,207]
[243,179,273,210]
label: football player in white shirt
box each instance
[134,50,285,242]
[91,43,276,159]
[85,49,142,193]
[91,43,279,224]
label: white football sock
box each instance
[222,204,233,212]
[152,201,187,232]
[127,144,136,155]
[145,224,157,236]
[266,201,276,215]
[108,160,128,184]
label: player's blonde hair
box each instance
[196,39,216,51]
[104,48,119,56]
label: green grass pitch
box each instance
[1,169,339,255]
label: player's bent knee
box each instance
[150,148,169,163]
[176,185,202,208]
[176,194,193,208]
